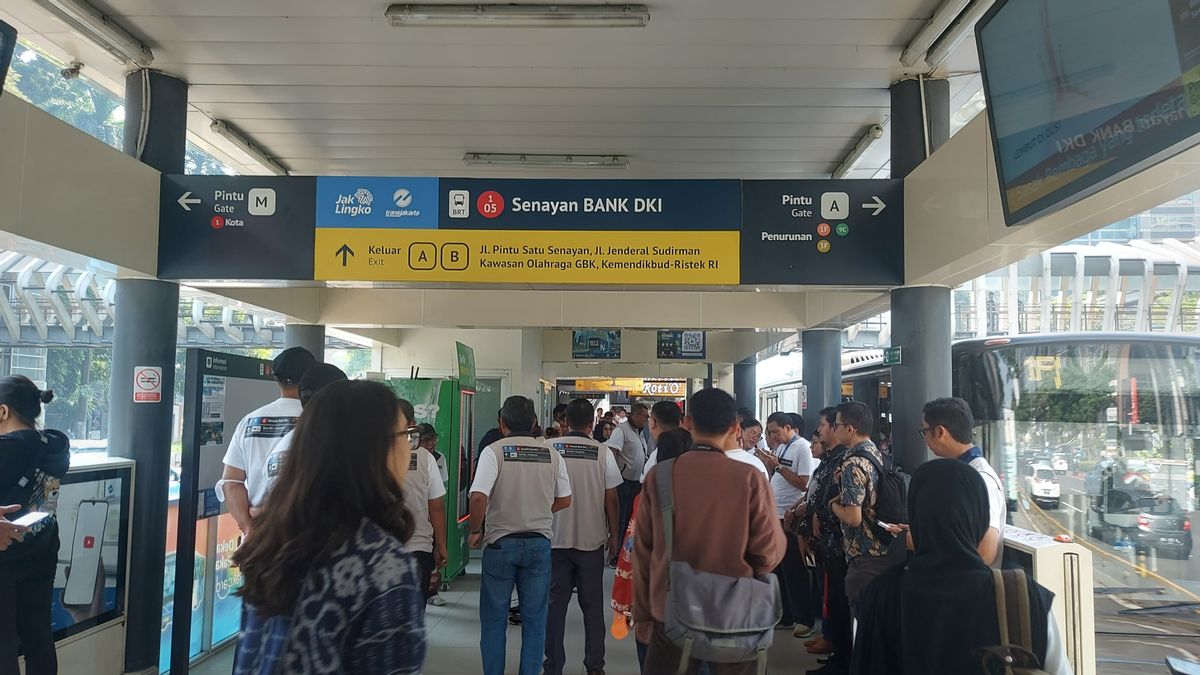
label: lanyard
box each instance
[958,446,984,464]
[776,437,800,460]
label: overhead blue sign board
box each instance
[158,176,903,287]
[436,178,742,230]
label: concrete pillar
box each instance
[734,359,757,415]
[801,329,841,436]
[115,68,187,674]
[109,280,180,673]
[285,323,326,361]
[889,76,950,179]
[890,286,952,472]
[852,376,879,420]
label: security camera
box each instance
[60,61,83,80]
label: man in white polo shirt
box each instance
[921,397,1007,567]
[761,411,818,636]
[218,347,316,538]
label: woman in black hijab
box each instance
[850,459,1071,675]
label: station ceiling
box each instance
[6,0,985,179]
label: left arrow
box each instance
[178,191,201,211]
[336,244,355,267]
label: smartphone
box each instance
[63,500,108,606]
[10,511,49,528]
[877,520,893,530]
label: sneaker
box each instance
[427,594,447,607]
[803,638,820,647]
[806,637,834,654]
[793,624,816,639]
[775,621,794,631]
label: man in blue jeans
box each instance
[469,395,574,675]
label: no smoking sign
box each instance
[134,366,163,404]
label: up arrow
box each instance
[336,244,355,267]
[861,195,886,216]
[178,191,201,211]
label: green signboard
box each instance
[456,342,476,392]
[883,346,902,366]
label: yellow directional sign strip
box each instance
[314,229,739,284]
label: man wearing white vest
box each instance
[469,396,573,675]
[544,399,622,675]
[396,400,449,611]
[607,402,649,563]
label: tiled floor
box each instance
[192,559,824,675]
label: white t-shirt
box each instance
[258,428,294,505]
[221,397,303,507]
[770,435,817,518]
[970,455,1007,538]
[469,443,573,498]
[726,449,770,478]
[641,448,659,482]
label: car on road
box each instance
[1025,464,1060,509]
[1052,454,1069,474]
[1087,488,1192,559]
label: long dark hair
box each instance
[234,380,415,617]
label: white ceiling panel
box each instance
[9,0,955,177]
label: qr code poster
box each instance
[657,330,706,360]
[680,331,705,356]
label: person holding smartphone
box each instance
[0,375,69,675]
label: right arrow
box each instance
[336,244,355,267]
[861,195,886,216]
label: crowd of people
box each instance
[0,342,1075,675]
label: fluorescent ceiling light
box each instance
[924,0,993,71]
[464,153,629,169]
[832,124,884,179]
[209,120,289,176]
[32,0,154,67]
[385,4,650,28]
[899,0,972,68]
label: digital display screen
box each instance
[0,20,16,96]
[572,329,621,360]
[977,0,1200,226]
[51,467,131,642]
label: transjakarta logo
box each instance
[334,188,374,217]
[387,188,422,218]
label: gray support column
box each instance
[890,286,952,472]
[889,76,950,179]
[801,329,841,436]
[109,280,180,673]
[124,70,188,171]
[852,376,879,420]
[118,68,186,674]
[734,359,757,414]
[285,323,326,361]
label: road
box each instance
[1015,476,1200,673]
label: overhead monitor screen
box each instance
[976,0,1200,226]
[0,20,15,96]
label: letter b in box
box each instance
[441,243,469,271]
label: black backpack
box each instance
[848,446,910,543]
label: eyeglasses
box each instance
[394,426,421,446]
[917,426,935,439]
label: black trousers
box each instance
[774,525,814,627]
[616,479,641,555]
[544,547,606,675]
[824,554,853,668]
[0,557,57,675]
[413,550,435,603]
